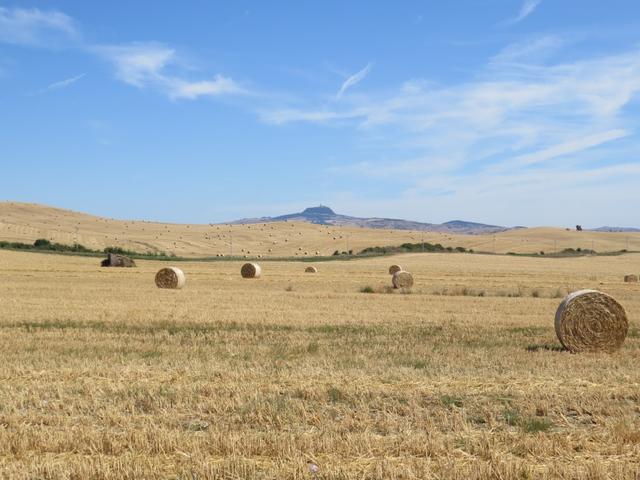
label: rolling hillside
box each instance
[1,202,639,258]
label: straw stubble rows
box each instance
[0,250,638,479]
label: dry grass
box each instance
[0,249,639,479]
[1,201,639,257]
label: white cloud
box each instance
[504,0,543,26]
[336,62,373,99]
[266,48,640,140]
[93,43,175,87]
[261,108,364,125]
[94,43,244,100]
[0,7,77,46]
[504,129,630,170]
[1,7,242,101]
[35,73,86,94]
[167,75,244,99]
[490,35,565,65]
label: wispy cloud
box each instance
[92,43,175,87]
[93,43,244,100]
[262,108,363,125]
[261,41,640,224]
[336,62,373,99]
[265,48,640,137]
[2,7,243,102]
[166,76,244,99]
[33,73,86,95]
[0,6,77,47]
[490,35,565,65]
[504,0,543,26]
[504,129,631,170]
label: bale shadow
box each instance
[525,343,568,353]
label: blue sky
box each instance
[1,1,639,227]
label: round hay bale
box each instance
[155,267,186,289]
[624,274,638,283]
[241,262,261,278]
[305,266,318,273]
[389,264,402,275]
[554,290,628,353]
[392,271,414,289]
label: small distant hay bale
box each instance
[624,274,638,283]
[155,267,186,289]
[241,262,261,278]
[554,290,628,353]
[101,253,136,268]
[305,266,318,273]
[388,264,402,275]
[392,271,414,289]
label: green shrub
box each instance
[33,238,51,248]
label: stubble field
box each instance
[0,249,638,479]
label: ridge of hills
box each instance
[229,205,512,235]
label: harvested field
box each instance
[0,249,639,479]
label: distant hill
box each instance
[229,205,510,235]
[592,226,640,233]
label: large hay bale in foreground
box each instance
[389,264,402,275]
[554,290,628,353]
[624,274,638,283]
[155,267,186,289]
[392,271,414,289]
[101,253,136,268]
[241,262,261,278]
[305,266,318,273]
